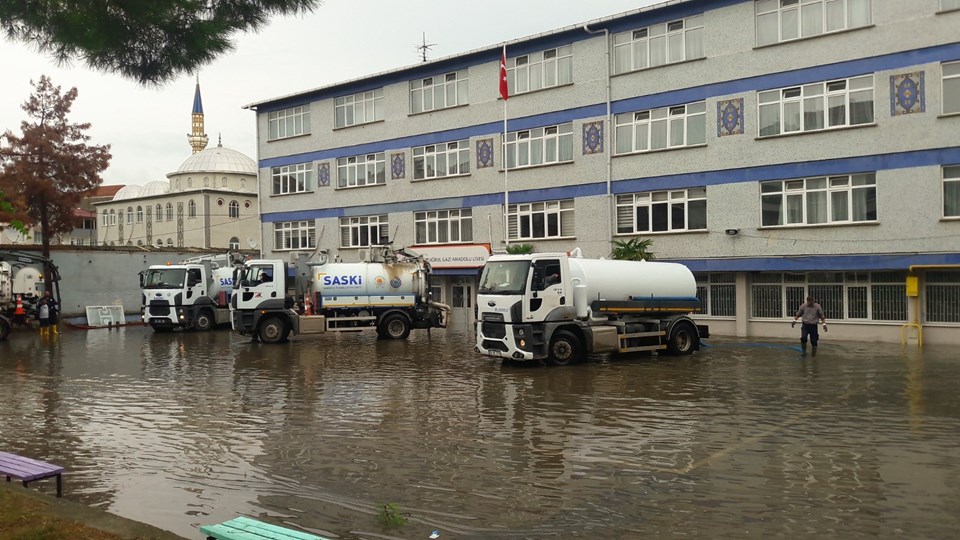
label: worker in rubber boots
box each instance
[37,290,60,337]
[792,296,827,357]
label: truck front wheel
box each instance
[665,321,699,356]
[379,314,411,340]
[194,309,215,331]
[258,316,290,344]
[548,330,583,366]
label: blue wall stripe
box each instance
[668,253,960,272]
[260,41,960,169]
[262,146,960,223]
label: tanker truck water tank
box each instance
[314,262,423,306]
[567,258,696,305]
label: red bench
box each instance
[0,450,64,497]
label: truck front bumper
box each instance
[475,321,536,361]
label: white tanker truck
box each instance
[475,250,708,365]
[231,247,449,344]
[139,253,241,332]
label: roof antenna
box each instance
[416,32,436,63]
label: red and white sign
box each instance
[411,243,491,269]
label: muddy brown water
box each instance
[1,324,959,539]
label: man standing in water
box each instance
[792,296,827,357]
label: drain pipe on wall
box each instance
[583,23,613,255]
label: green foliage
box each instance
[505,243,534,255]
[0,191,27,235]
[377,503,409,528]
[611,238,655,261]
[0,0,322,85]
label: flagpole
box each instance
[501,45,510,248]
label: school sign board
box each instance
[411,244,491,269]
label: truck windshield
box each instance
[478,261,530,295]
[142,268,186,289]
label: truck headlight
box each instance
[518,329,525,337]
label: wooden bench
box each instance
[200,516,329,540]
[0,450,64,497]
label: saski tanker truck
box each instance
[139,253,240,331]
[475,250,708,365]
[230,247,449,343]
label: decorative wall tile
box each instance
[717,98,744,137]
[317,162,330,187]
[890,71,925,116]
[477,138,494,169]
[391,153,405,180]
[582,121,604,154]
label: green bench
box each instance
[200,516,329,540]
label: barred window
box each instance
[925,271,960,323]
[756,0,871,47]
[616,187,707,234]
[271,163,313,195]
[267,105,310,140]
[695,273,737,317]
[750,271,906,321]
[505,123,573,169]
[340,215,389,248]
[615,102,706,154]
[614,15,704,74]
[337,153,386,188]
[507,45,573,95]
[274,221,316,251]
[335,89,384,128]
[507,200,574,240]
[759,75,874,137]
[415,209,473,244]
[411,70,468,113]
[413,141,470,180]
[761,173,876,226]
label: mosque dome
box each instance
[141,180,170,197]
[169,144,257,177]
[112,185,143,200]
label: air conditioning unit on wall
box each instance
[357,249,368,262]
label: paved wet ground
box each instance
[1,323,959,539]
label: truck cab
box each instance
[140,261,233,331]
[230,260,298,342]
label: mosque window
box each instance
[188,178,193,188]
[126,206,133,224]
[155,204,162,221]
[217,198,224,206]
[188,200,197,218]
[222,177,228,187]
[229,201,240,218]
[136,206,144,223]
[166,203,174,221]
[204,176,209,187]
[229,237,240,250]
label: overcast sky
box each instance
[1,0,660,186]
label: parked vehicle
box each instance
[475,249,708,365]
[139,253,241,331]
[0,251,60,340]
[231,247,449,343]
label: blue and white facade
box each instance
[246,0,960,344]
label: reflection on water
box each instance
[2,327,960,538]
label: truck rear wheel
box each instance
[665,322,698,356]
[548,330,583,366]
[194,309,215,331]
[258,316,290,344]
[0,318,10,341]
[379,314,411,340]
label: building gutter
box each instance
[583,22,613,254]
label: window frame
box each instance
[758,74,874,137]
[750,271,906,321]
[335,88,384,128]
[165,203,174,222]
[267,105,311,141]
[339,215,389,248]
[615,101,707,154]
[337,153,386,189]
[505,123,574,170]
[506,45,574,96]
[414,209,474,245]
[410,70,469,114]
[271,163,313,195]
[274,220,316,251]
[616,187,708,234]
[755,0,872,47]
[228,201,240,219]
[694,273,738,317]
[613,15,705,75]
[943,61,960,115]
[187,200,197,219]
[413,140,471,180]
[760,173,877,227]
[507,199,575,240]
[944,165,960,218]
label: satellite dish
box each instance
[247,237,258,248]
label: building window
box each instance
[340,215,389,248]
[943,61,960,115]
[943,0,960,10]
[945,166,960,218]
[167,238,173,247]
[337,153,386,188]
[613,15,704,75]
[166,203,173,221]
[229,201,239,218]
[411,70,468,114]
[616,187,707,234]
[109,209,116,225]
[156,239,163,247]
[126,206,133,224]
[335,89,384,128]
[756,0,871,47]
[507,45,573,96]
[229,237,240,250]
[759,75,874,137]
[415,209,473,244]
[221,177,228,187]
[615,102,706,154]
[274,220,316,250]
[750,271,906,320]
[267,105,310,140]
[188,199,196,219]
[271,163,313,195]
[926,270,960,323]
[761,173,876,227]
[694,273,737,317]
[155,204,162,222]
[136,206,144,223]
[507,200,575,240]
[413,140,470,180]
[187,178,193,188]
[505,123,573,169]
[101,210,108,227]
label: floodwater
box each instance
[1,322,959,539]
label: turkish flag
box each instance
[499,46,509,101]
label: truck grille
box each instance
[149,301,170,316]
[482,340,509,352]
[481,321,506,339]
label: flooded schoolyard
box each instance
[1,323,959,539]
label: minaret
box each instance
[187,79,209,154]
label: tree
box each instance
[1,0,321,85]
[0,190,27,236]
[611,238,655,261]
[0,76,111,271]
[506,243,534,255]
